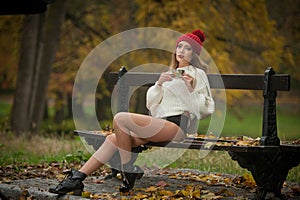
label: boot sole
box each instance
[137,172,144,179]
[48,188,83,196]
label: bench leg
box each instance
[83,137,148,179]
[104,146,147,179]
[228,150,300,200]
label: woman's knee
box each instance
[113,112,129,127]
[106,134,117,144]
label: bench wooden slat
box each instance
[108,72,290,91]
[145,141,283,152]
[209,74,290,91]
[74,130,299,153]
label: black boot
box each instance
[49,169,87,195]
[119,163,144,193]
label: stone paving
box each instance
[0,168,299,200]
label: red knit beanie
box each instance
[176,30,205,55]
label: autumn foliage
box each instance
[0,0,299,133]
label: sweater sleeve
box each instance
[192,69,214,119]
[146,82,164,110]
[178,68,211,119]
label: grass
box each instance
[0,102,11,118]
[0,131,91,165]
[170,150,300,183]
[135,147,300,183]
[0,102,299,182]
[199,105,300,140]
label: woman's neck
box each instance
[178,63,191,68]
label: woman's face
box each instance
[176,41,193,67]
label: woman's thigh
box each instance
[114,112,185,145]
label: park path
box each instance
[0,168,299,199]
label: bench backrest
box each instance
[109,70,289,91]
[109,67,290,146]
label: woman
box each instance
[49,29,213,195]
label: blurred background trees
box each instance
[0,0,299,134]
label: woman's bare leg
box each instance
[80,112,184,174]
[79,157,103,175]
[113,112,185,165]
[79,134,118,175]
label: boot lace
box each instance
[57,170,74,187]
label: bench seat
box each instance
[74,130,299,153]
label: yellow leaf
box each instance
[168,175,177,179]
[192,189,201,198]
[159,189,174,196]
[144,186,158,192]
[181,189,190,197]
[201,191,223,200]
[243,173,256,188]
[196,175,210,183]
[134,192,149,199]
[81,191,91,198]
[174,189,182,196]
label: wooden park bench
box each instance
[75,67,300,199]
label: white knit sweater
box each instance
[146,65,211,120]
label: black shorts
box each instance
[165,114,189,134]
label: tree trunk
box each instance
[28,13,46,127]
[66,92,73,119]
[11,0,67,134]
[43,99,49,120]
[54,90,64,124]
[31,0,67,132]
[11,15,40,134]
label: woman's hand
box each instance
[157,72,172,86]
[181,73,194,92]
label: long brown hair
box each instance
[169,51,209,73]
